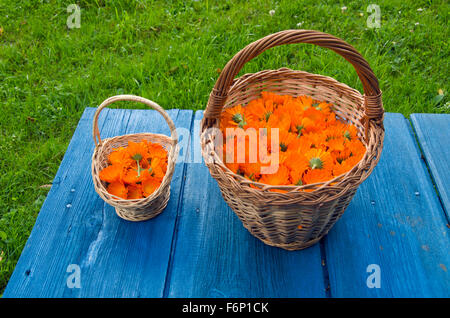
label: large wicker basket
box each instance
[200,30,384,250]
[92,95,178,222]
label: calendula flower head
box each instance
[225,104,251,129]
[99,164,123,183]
[303,168,333,184]
[127,141,148,161]
[305,148,332,170]
[107,181,128,199]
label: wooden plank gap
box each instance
[162,110,196,298]
[408,115,450,223]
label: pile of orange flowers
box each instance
[219,91,366,187]
[99,140,168,199]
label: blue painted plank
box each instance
[410,113,450,221]
[324,113,450,297]
[4,107,194,298]
[165,111,327,298]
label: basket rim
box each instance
[96,132,177,147]
[201,68,384,195]
[92,132,177,205]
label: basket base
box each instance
[114,206,165,222]
[257,235,323,251]
[241,222,329,251]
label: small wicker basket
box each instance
[92,95,178,222]
[200,30,384,250]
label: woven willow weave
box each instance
[92,95,178,222]
[200,30,384,250]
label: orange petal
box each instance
[99,164,122,183]
[142,177,161,197]
[127,185,143,199]
[107,182,127,199]
[123,168,139,185]
[108,147,130,165]
[127,140,149,160]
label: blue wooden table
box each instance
[3,109,449,298]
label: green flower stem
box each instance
[136,159,141,177]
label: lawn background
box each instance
[0,0,448,294]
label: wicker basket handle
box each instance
[203,29,383,127]
[92,94,178,147]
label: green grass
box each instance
[0,0,448,294]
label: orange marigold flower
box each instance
[313,101,332,115]
[343,124,358,141]
[324,125,343,141]
[303,132,326,150]
[268,188,289,194]
[326,112,337,126]
[326,136,346,152]
[262,91,289,106]
[346,153,363,167]
[225,104,251,129]
[289,167,306,186]
[123,168,152,185]
[279,130,296,152]
[347,139,366,158]
[296,95,314,110]
[247,98,273,123]
[305,148,333,171]
[107,181,128,199]
[123,168,139,185]
[239,162,262,180]
[285,152,308,185]
[147,142,168,160]
[303,106,324,123]
[266,112,291,132]
[288,137,312,155]
[332,148,352,164]
[301,116,326,134]
[284,99,302,115]
[142,177,161,197]
[127,140,149,161]
[333,160,353,177]
[99,164,123,183]
[289,111,306,136]
[149,157,166,180]
[127,185,144,200]
[260,164,290,186]
[108,147,131,166]
[303,168,333,185]
[225,162,240,174]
